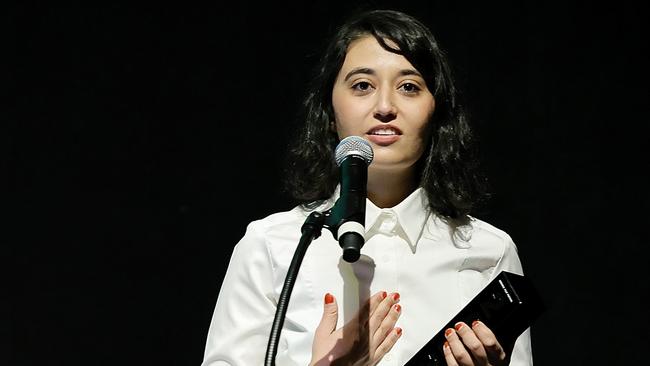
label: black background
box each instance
[7,1,649,365]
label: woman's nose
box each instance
[373,89,397,122]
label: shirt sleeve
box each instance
[492,235,534,366]
[201,221,277,366]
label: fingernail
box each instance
[445,328,453,337]
[394,304,401,313]
[396,327,402,335]
[472,320,480,328]
[454,322,464,331]
[324,293,334,304]
[392,292,400,301]
[444,341,450,349]
[381,291,387,299]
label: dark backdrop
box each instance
[8,1,648,365]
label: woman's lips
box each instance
[366,125,402,146]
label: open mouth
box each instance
[367,125,402,136]
[366,125,402,145]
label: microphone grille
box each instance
[334,136,374,167]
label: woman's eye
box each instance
[352,81,372,92]
[400,83,421,93]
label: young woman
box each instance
[201,9,533,366]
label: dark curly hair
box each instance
[283,9,488,222]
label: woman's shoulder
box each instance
[424,213,517,254]
[229,205,306,254]
[244,205,307,234]
[246,197,336,233]
[469,217,514,242]
[466,216,519,255]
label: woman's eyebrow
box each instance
[343,67,374,81]
[343,67,423,81]
[399,69,423,78]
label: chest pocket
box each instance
[457,254,499,303]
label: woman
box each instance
[201,9,533,366]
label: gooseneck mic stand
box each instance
[264,211,326,366]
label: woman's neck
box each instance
[366,167,418,208]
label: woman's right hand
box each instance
[310,290,403,366]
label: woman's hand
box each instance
[310,290,403,366]
[442,320,509,366]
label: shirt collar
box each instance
[312,185,430,249]
[364,187,430,250]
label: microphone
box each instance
[327,136,374,263]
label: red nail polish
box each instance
[381,291,387,299]
[324,293,334,304]
[392,292,400,301]
[396,327,402,335]
[394,304,401,313]
[454,323,463,331]
[472,320,480,328]
[445,328,453,337]
[444,341,450,349]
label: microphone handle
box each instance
[340,155,367,194]
[339,155,368,262]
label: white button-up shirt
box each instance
[201,188,533,365]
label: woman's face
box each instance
[332,35,435,174]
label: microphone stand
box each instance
[264,210,326,366]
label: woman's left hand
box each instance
[442,320,508,366]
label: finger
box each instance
[443,341,459,366]
[356,291,386,323]
[372,303,402,348]
[368,292,400,333]
[315,293,338,337]
[372,327,402,360]
[454,322,488,365]
[368,290,388,314]
[354,291,387,335]
[444,328,473,366]
[471,320,507,363]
